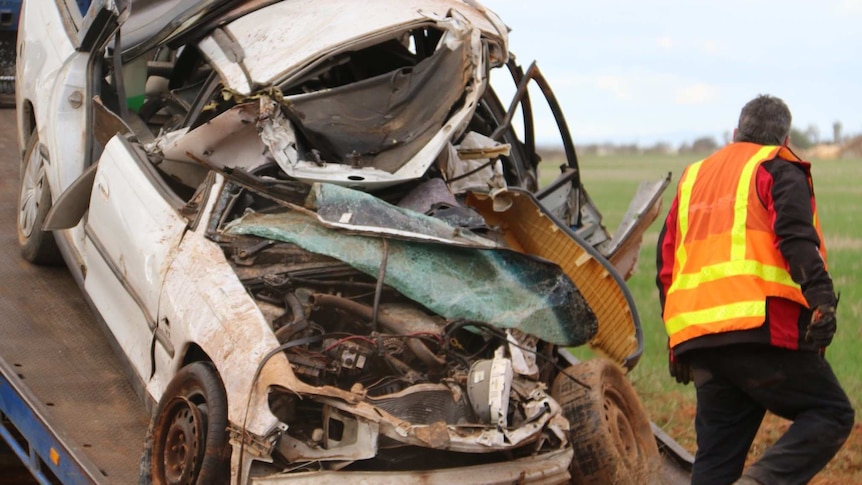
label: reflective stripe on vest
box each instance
[663,144,823,346]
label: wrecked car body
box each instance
[17,0,669,483]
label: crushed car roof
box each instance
[120,0,508,67]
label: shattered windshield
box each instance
[224,191,598,347]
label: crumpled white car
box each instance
[16,0,669,483]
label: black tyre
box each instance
[552,358,661,485]
[145,362,230,485]
[17,133,62,265]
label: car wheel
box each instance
[17,133,62,265]
[147,362,230,485]
[552,358,660,485]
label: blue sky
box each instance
[482,0,862,146]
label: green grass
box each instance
[542,153,862,417]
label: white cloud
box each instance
[700,40,721,55]
[483,0,862,144]
[836,0,862,14]
[594,75,632,100]
[674,83,720,105]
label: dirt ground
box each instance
[646,391,861,483]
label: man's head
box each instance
[733,94,792,146]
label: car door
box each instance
[17,0,100,265]
[83,136,187,381]
[486,60,670,280]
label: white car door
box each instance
[17,1,95,265]
[83,136,187,381]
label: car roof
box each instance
[121,0,223,52]
[119,0,507,63]
[213,0,507,91]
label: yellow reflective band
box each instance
[666,300,765,335]
[671,160,703,289]
[667,259,799,292]
[731,146,775,261]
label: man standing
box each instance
[656,94,854,484]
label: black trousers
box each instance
[686,344,854,485]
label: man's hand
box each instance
[668,351,691,385]
[806,304,837,348]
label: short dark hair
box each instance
[734,94,792,145]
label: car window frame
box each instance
[50,0,118,51]
[52,0,87,43]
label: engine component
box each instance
[286,352,327,379]
[311,293,445,368]
[324,338,373,374]
[366,383,475,425]
[467,356,513,427]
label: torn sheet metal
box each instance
[193,6,493,189]
[224,209,597,346]
[443,131,510,194]
[284,28,471,175]
[507,329,540,377]
[467,189,643,368]
[213,0,507,89]
[307,183,496,248]
[397,177,459,214]
[605,174,672,279]
[156,101,269,172]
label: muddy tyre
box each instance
[144,362,230,485]
[552,358,660,485]
[17,133,62,265]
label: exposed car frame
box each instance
[16,1,669,483]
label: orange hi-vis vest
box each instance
[663,143,827,348]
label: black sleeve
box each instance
[761,159,835,308]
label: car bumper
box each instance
[250,448,573,484]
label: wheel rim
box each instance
[603,387,639,463]
[160,397,206,485]
[19,146,45,239]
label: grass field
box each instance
[543,152,861,482]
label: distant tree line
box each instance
[789,122,844,150]
[564,121,853,156]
